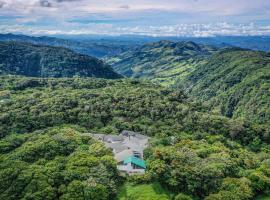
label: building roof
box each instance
[105,142,128,154]
[121,130,136,136]
[121,130,149,140]
[123,140,142,153]
[124,156,146,169]
[115,149,134,162]
[104,135,124,142]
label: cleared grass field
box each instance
[116,182,171,200]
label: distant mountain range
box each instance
[54,34,270,52]
[185,36,270,52]
[0,41,121,79]
[1,34,270,59]
[0,33,136,58]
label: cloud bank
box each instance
[1,22,270,37]
[0,0,270,36]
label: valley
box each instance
[107,41,217,86]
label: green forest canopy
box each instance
[0,76,269,199]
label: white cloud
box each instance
[1,22,270,37]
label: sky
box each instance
[0,0,270,36]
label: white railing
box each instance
[117,165,145,174]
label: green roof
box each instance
[124,156,146,169]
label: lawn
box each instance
[116,182,171,200]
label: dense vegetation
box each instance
[0,76,269,199]
[0,126,121,200]
[107,41,216,86]
[256,192,270,200]
[178,48,270,124]
[1,76,269,145]
[0,41,121,78]
[146,135,270,199]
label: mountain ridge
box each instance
[0,41,122,79]
[0,33,134,58]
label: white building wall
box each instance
[117,163,145,174]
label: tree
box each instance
[205,178,253,200]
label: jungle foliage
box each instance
[0,76,270,199]
[0,126,120,200]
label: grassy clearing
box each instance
[116,182,172,200]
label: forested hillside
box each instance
[178,48,270,124]
[0,41,121,79]
[1,76,268,144]
[0,76,269,200]
[107,41,217,85]
[108,41,270,124]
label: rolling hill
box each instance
[0,41,121,79]
[107,40,217,85]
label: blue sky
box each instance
[0,0,270,36]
